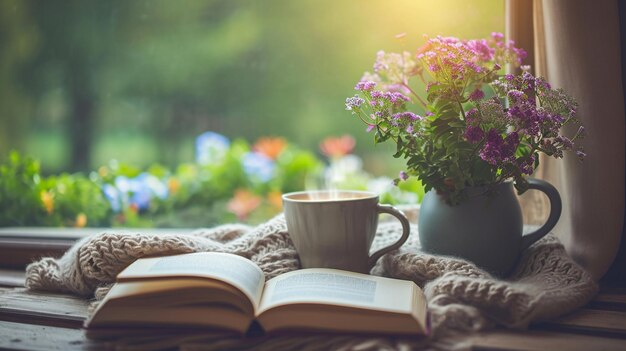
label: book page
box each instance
[117,252,265,308]
[258,268,416,315]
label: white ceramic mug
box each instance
[282,190,410,273]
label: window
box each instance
[0,0,504,237]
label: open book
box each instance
[85,252,428,338]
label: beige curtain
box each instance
[506,0,625,280]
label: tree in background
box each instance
[106,1,263,165]
[1,0,503,174]
[0,1,37,154]
[19,1,125,171]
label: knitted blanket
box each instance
[25,208,598,350]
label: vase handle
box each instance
[368,204,411,268]
[521,178,562,250]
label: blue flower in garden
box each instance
[129,173,169,211]
[242,152,275,182]
[195,131,230,165]
[107,173,169,212]
[102,184,122,212]
[136,173,168,200]
[130,187,153,211]
[114,175,134,194]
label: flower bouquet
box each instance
[346,33,585,205]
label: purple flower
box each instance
[385,84,412,95]
[576,150,586,160]
[467,39,494,61]
[464,125,484,143]
[513,47,528,64]
[392,111,421,121]
[399,171,409,181]
[479,129,519,165]
[507,89,525,103]
[518,155,536,175]
[536,77,551,90]
[507,102,547,137]
[345,95,365,110]
[468,88,485,101]
[465,108,479,122]
[383,91,410,104]
[373,50,388,72]
[555,136,574,149]
[491,32,504,41]
[504,132,520,155]
[355,81,377,91]
[370,90,383,99]
[346,34,584,194]
[521,71,536,90]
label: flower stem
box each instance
[457,99,466,120]
[403,84,428,108]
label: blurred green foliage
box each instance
[0,1,500,227]
[0,135,327,227]
[0,136,425,227]
[0,0,503,176]
[0,151,110,226]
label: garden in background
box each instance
[0,133,423,228]
[0,0,502,227]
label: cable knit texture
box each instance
[25,207,597,350]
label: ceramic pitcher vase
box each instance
[418,178,561,277]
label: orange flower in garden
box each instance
[167,178,181,195]
[227,189,262,221]
[98,166,109,178]
[319,135,356,158]
[253,137,287,160]
[267,191,283,210]
[40,191,54,214]
[75,213,87,228]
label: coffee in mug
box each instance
[282,190,410,273]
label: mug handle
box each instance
[368,204,411,268]
[520,178,562,250]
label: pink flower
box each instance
[468,88,485,101]
[467,39,494,61]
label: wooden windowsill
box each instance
[0,227,197,269]
[1,267,625,350]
